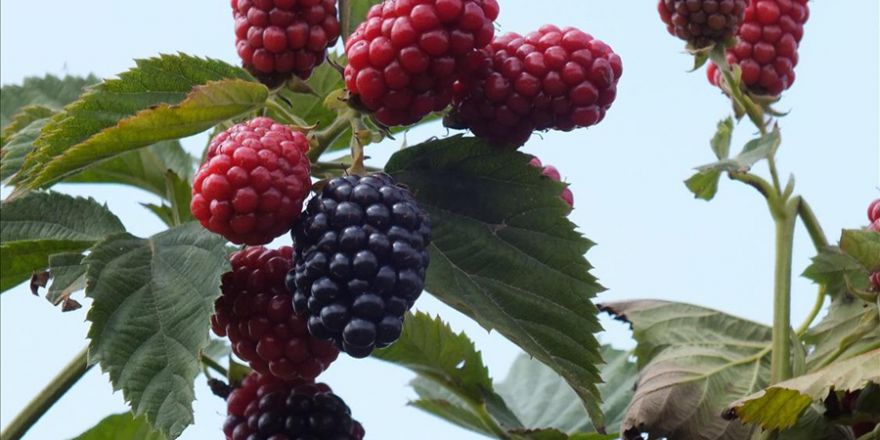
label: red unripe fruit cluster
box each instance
[191,117,311,245]
[449,25,622,147]
[658,0,748,48]
[529,157,574,208]
[344,0,500,127]
[233,0,341,80]
[212,246,339,381]
[707,0,809,96]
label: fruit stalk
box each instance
[0,347,91,440]
[769,196,799,384]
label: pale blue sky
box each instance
[1,1,878,439]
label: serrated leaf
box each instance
[510,429,617,440]
[1,105,56,146]
[410,396,495,438]
[685,169,722,201]
[696,126,781,174]
[13,54,264,191]
[802,246,867,298]
[727,349,880,431]
[84,223,228,438]
[497,346,636,435]
[711,117,734,160]
[373,312,522,430]
[64,141,194,196]
[804,292,880,371]
[276,56,346,129]
[0,74,99,127]
[340,0,383,42]
[0,117,51,183]
[45,252,87,306]
[0,192,125,292]
[840,229,880,272]
[72,412,166,440]
[386,136,606,429]
[599,300,773,440]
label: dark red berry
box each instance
[224,372,364,440]
[191,117,311,245]
[288,174,431,358]
[447,25,622,147]
[212,246,339,381]
[344,0,500,127]
[707,0,808,96]
[233,0,341,81]
[870,272,880,291]
[529,157,574,208]
[658,0,748,48]
[867,199,880,223]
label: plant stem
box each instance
[794,285,826,337]
[796,198,830,250]
[201,355,228,378]
[767,156,782,197]
[1,347,92,440]
[769,197,799,384]
[308,111,356,163]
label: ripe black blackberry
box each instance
[224,372,364,440]
[287,173,431,358]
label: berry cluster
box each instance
[191,117,312,245]
[288,174,431,358]
[707,0,809,96]
[224,372,364,440]
[529,157,574,208]
[657,0,748,48]
[447,25,623,147]
[233,0,341,82]
[869,199,880,291]
[343,0,500,126]
[212,246,339,381]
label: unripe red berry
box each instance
[343,0,500,127]
[191,117,311,245]
[212,246,339,381]
[447,25,622,147]
[529,157,574,208]
[233,0,341,82]
[707,0,808,96]
[658,0,748,48]
[867,199,880,223]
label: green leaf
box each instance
[386,136,606,429]
[685,169,722,201]
[340,0,382,42]
[802,246,867,298]
[0,74,99,127]
[72,412,165,440]
[696,126,781,174]
[1,117,50,183]
[84,223,228,438]
[727,349,880,431]
[275,56,346,129]
[804,292,880,371]
[64,141,194,197]
[13,54,265,191]
[1,105,55,146]
[373,312,522,430]
[497,346,636,435]
[45,252,87,306]
[710,117,734,160]
[840,229,880,272]
[599,300,773,440]
[510,429,617,440]
[0,192,125,292]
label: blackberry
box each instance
[224,372,365,440]
[191,117,312,245]
[343,0,500,126]
[448,25,623,147]
[233,0,341,83]
[707,0,809,96]
[529,157,574,208]
[658,0,747,48]
[287,173,431,358]
[212,246,339,381]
